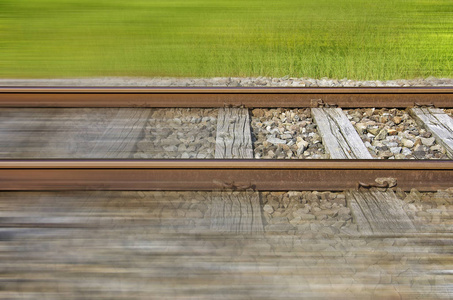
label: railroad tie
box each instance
[346,189,416,236]
[215,107,253,159]
[210,191,264,234]
[410,107,453,158]
[212,108,262,234]
[312,108,373,159]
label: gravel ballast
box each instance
[261,191,351,236]
[261,188,453,236]
[134,108,217,159]
[1,77,452,87]
[398,188,453,233]
[344,108,449,159]
[251,108,327,159]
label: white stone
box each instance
[386,142,399,147]
[263,204,274,214]
[267,137,287,145]
[163,145,178,152]
[402,148,412,155]
[430,144,443,151]
[293,208,310,218]
[421,137,435,146]
[390,147,402,154]
[375,129,388,140]
[402,139,414,148]
[355,123,367,134]
[296,139,309,149]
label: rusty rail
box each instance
[0,160,451,191]
[0,87,452,108]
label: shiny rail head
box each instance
[0,159,452,169]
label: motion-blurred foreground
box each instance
[0,190,452,299]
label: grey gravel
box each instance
[345,108,449,159]
[1,76,453,87]
[134,108,217,159]
[398,188,453,233]
[261,191,351,236]
[251,108,327,159]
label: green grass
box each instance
[1,0,452,79]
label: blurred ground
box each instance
[0,191,451,299]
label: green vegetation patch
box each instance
[1,0,452,79]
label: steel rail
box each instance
[0,87,452,108]
[0,159,451,191]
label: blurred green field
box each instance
[0,0,452,79]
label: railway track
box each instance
[0,87,452,299]
[0,87,452,191]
